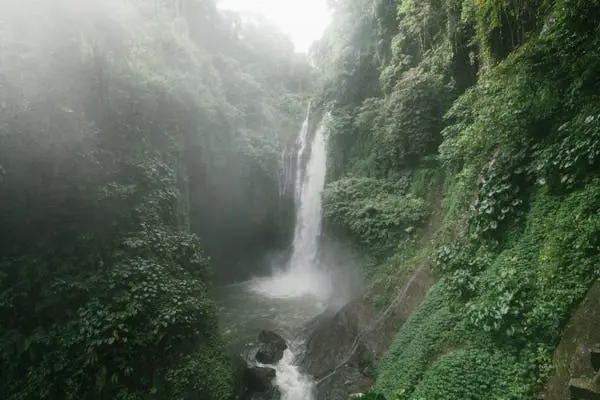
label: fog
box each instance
[0,0,316,277]
[0,1,360,398]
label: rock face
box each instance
[232,353,280,400]
[244,367,276,392]
[301,302,376,378]
[569,378,600,400]
[300,265,436,400]
[255,330,288,365]
[543,281,600,400]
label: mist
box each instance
[0,0,322,398]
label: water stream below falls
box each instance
[215,114,331,400]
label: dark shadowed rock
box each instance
[244,366,276,393]
[248,386,281,400]
[569,378,600,400]
[259,330,287,349]
[543,281,600,400]
[301,301,375,378]
[255,330,287,364]
[300,265,436,400]
[256,347,285,365]
[592,346,600,372]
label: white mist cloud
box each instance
[218,0,331,53]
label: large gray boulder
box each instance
[255,330,288,365]
[300,266,436,400]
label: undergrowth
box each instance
[320,0,600,398]
[373,179,600,400]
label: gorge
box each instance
[1,1,599,400]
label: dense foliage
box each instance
[323,176,427,257]
[314,0,600,398]
[0,0,312,398]
[2,0,599,397]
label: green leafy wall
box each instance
[315,0,600,398]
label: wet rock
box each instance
[591,346,600,372]
[255,330,287,365]
[301,301,375,378]
[248,386,281,400]
[543,281,600,400]
[569,378,600,400]
[315,366,373,400]
[301,266,436,400]
[244,366,276,393]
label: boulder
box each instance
[300,265,436,400]
[244,366,276,393]
[255,330,287,365]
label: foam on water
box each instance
[273,348,315,400]
[246,268,332,301]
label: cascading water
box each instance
[279,104,310,199]
[249,114,332,301]
[294,109,311,201]
[215,112,333,400]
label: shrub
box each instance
[324,177,427,256]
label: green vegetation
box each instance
[2,0,599,398]
[323,176,427,257]
[0,0,312,398]
[314,0,600,398]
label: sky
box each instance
[218,0,331,53]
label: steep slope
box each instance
[309,0,600,399]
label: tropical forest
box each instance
[0,0,598,400]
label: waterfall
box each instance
[278,105,310,199]
[294,110,311,202]
[249,114,331,301]
[219,112,353,400]
[236,112,330,400]
[288,120,326,275]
